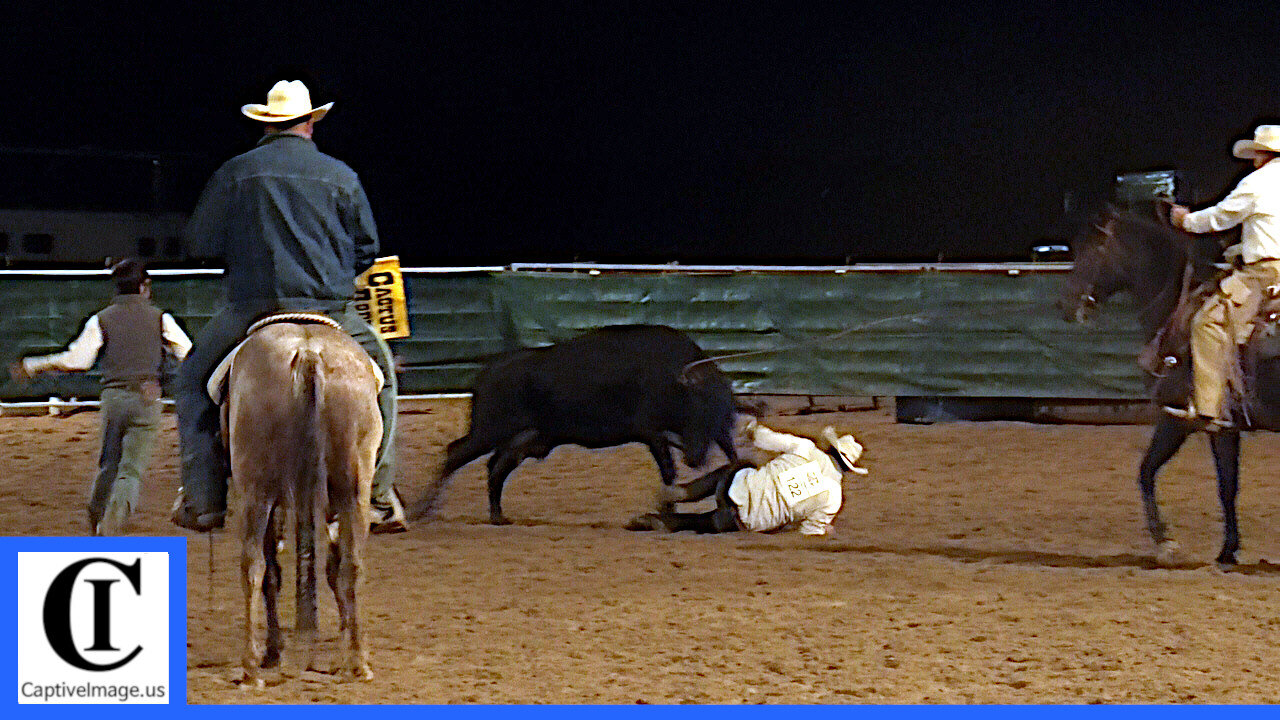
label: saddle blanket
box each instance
[206,321,384,404]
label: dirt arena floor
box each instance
[6,397,1280,704]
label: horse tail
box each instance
[292,347,326,643]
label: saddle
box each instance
[206,312,383,404]
[1145,281,1280,425]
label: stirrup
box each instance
[369,488,408,535]
[1202,417,1235,432]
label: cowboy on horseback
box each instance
[1166,124,1280,432]
[170,79,406,534]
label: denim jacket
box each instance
[183,132,379,304]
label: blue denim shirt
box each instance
[183,132,379,305]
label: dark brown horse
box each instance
[225,316,382,685]
[1058,205,1278,565]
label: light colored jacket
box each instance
[1183,160,1280,264]
[727,425,844,535]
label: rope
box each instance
[207,531,214,620]
[246,312,342,335]
[679,312,930,383]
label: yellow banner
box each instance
[353,256,411,339]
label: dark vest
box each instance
[96,294,164,387]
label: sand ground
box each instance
[5,398,1280,703]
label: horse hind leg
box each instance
[329,492,372,681]
[1209,428,1242,565]
[295,489,322,673]
[238,499,274,688]
[261,508,283,669]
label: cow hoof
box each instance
[1155,539,1182,567]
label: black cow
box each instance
[414,324,738,525]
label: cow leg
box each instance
[486,449,524,525]
[645,437,678,485]
[1208,428,1242,565]
[714,423,738,463]
[485,431,537,525]
[643,438,680,513]
[1137,415,1193,563]
[261,507,283,669]
[239,496,273,688]
[665,460,753,503]
[677,462,743,533]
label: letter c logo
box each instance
[42,557,143,671]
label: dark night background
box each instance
[2,2,1280,265]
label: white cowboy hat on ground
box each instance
[241,80,333,123]
[1232,125,1280,159]
[822,426,868,474]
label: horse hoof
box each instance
[489,515,511,526]
[240,674,265,690]
[1215,552,1238,567]
[1155,539,1182,567]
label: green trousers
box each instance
[91,386,162,534]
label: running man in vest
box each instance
[9,259,192,535]
[626,419,867,535]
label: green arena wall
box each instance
[0,264,1148,403]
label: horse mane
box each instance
[1091,205,1188,258]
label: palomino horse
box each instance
[1057,205,1275,566]
[223,315,382,685]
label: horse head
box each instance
[1058,204,1194,336]
[1057,207,1132,324]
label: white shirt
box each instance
[23,312,191,375]
[727,425,845,535]
[1183,159,1280,264]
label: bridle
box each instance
[1071,210,1198,328]
[1069,218,1118,316]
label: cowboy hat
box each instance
[821,427,868,474]
[1232,125,1280,159]
[241,80,332,124]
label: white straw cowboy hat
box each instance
[241,80,333,123]
[1232,125,1280,159]
[821,427,868,474]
